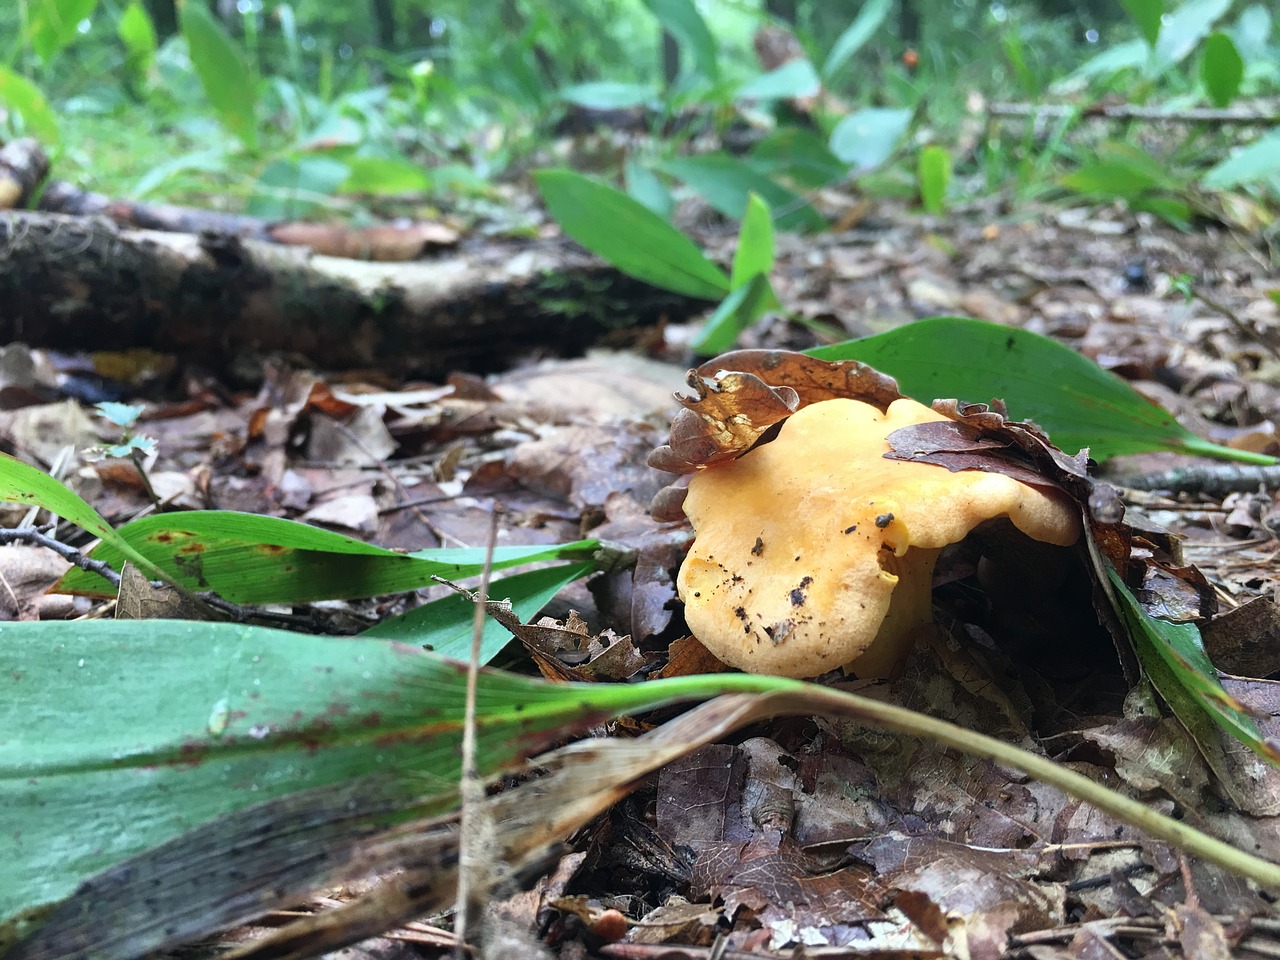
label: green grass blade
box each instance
[179,2,259,150]
[54,510,599,603]
[1108,570,1280,768]
[534,169,729,299]
[809,317,1275,463]
[0,453,170,583]
[360,561,595,661]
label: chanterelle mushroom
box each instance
[677,396,1081,679]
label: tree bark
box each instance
[0,212,708,377]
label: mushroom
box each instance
[677,396,1082,679]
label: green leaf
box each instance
[1130,195,1193,231]
[94,402,143,428]
[1064,38,1149,83]
[828,107,912,172]
[917,145,951,215]
[12,623,1280,950]
[730,193,776,289]
[808,317,1277,463]
[692,274,777,355]
[1061,161,1157,201]
[624,159,675,219]
[1200,32,1245,106]
[1061,142,1182,202]
[640,0,719,82]
[1155,0,1232,67]
[179,2,259,150]
[27,0,97,61]
[0,619,796,926]
[249,156,350,219]
[1001,30,1040,98]
[54,509,600,604]
[117,1,157,71]
[1108,569,1280,767]
[1202,130,1280,189]
[1231,5,1273,63]
[750,127,847,188]
[339,155,433,195]
[736,60,820,101]
[0,453,169,582]
[658,154,825,233]
[822,0,892,79]
[0,67,59,144]
[360,561,595,662]
[559,82,660,110]
[1118,0,1164,46]
[535,169,729,299]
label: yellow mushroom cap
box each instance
[677,397,1082,679]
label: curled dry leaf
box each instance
[647,349,902,474]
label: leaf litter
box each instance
[2,207,1280,958]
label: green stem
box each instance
[628,674,1280,888]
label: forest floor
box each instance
[4,196,1280,959]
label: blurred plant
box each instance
[89,402,161,509]
[534,169,780,354]
[1059,141,1194,229]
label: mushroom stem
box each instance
[845,547,942,678]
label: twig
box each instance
[1189,286,1280,363]
[0,526,123,588]
[454,507,501,957]
[989,101,1280,125]
[1114,463,1280,495]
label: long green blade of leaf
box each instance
[0,453,170,583]
[54,509,599,603]
[179,2,259,150]
[640,0,719,81]
[1108,569,1280,767]
[730,193,776,290]
[658,154,825,233]
[9,620,1280,951]
[534,169,729,300]
[822,0,892,78]
[809,317,1276,463]
[360,561,595,661]
[0,619,797,927]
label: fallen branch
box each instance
[989,101,1280,125]
[0,210,705,376]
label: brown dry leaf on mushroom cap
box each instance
[647,349,903,474]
